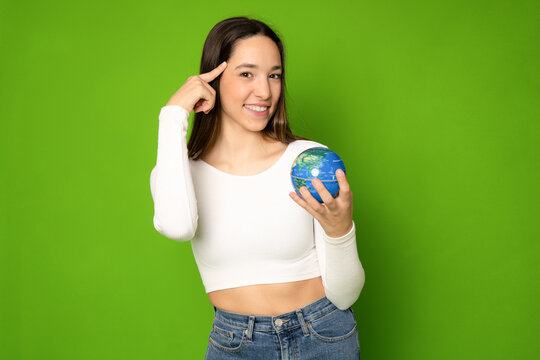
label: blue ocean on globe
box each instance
[290,147,347,203]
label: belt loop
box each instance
[296,309,310,337]
[246,315,255,342]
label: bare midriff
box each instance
[208,276,326,316]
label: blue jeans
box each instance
[204,296,361,359]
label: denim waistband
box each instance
[212,296,339,332]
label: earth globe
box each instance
[290,147,347,203]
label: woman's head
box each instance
[187,16,309,160]
[219,34,282,136]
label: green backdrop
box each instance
[1,0,538,358]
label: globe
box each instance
[290,147,347,203]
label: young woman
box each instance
[150,16,365,359]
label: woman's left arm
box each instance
[289,169,365,310]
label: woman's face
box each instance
[219,35,282,133]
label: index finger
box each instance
[198,61,228,83]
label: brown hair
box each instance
[187,16,310,160]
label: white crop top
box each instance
[149,105,365,310]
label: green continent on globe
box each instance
[296,148,327,174]
[294,178,307,191]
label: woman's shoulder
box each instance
[288,139,329,152]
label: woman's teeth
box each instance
[244,104,268,112]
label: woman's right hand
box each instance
[166,61,228,114]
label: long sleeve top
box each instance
[149,105,365,310]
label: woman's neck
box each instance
[206,113,278,165]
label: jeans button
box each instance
[275,319,283,326]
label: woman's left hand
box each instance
[289,169,353,238]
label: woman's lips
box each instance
[243,105,269,116]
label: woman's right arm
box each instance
[149,61,228,241]
[150,105,198,241]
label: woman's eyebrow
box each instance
[234,63,282,71]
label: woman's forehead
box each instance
[229,36,281,66]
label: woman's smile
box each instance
[243,104,269,116]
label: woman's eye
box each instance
[240,72,282,79]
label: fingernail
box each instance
[221,61,227,66]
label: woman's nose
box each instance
[253,77,271,99]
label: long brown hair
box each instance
[187,16,310,160]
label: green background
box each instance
[1,0,538,358]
